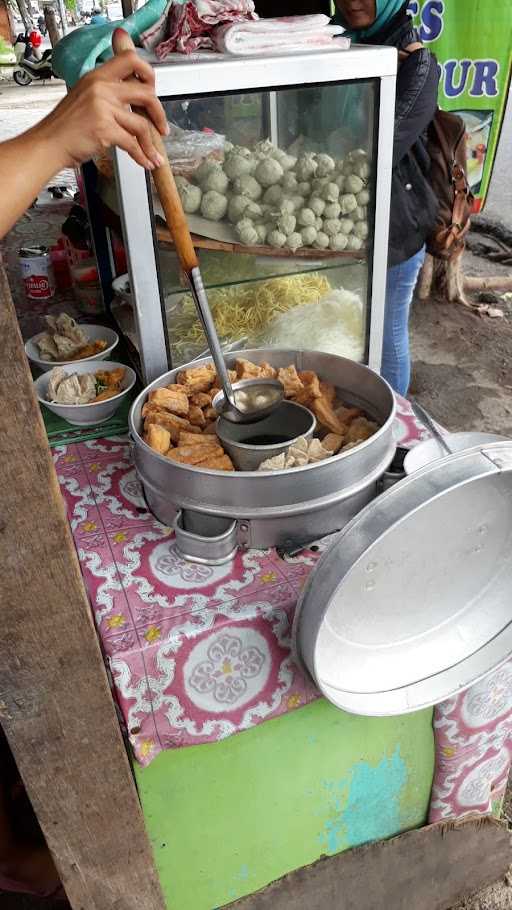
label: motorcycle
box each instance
[13,32,53,85]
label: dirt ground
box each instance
[410,247,512,436]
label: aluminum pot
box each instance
[129,349,396,560]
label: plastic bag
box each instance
[163,123,225,176]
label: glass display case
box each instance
[89,46,396,383]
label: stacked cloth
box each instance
[141,1,348,59]
[215,16,348,56]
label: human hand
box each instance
[35,46,168,171]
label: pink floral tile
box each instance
[111,594,316,765]
[83,459,155,530]
[77,437,131,462]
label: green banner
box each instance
[408,0,512,211]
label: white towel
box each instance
[213,15,349,56]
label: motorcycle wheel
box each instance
[14,68,32,85]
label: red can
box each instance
[20,246,56,300]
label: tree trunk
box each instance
[44,4,60,47]
[418,250,471,307]
[1,0,15,43]
[56,0,67,34]
[15,0,31,29]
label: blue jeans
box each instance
[381,246,426,397]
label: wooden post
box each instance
[0,268,165,910]
[44,4,60,48]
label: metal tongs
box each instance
[113,30,284,424]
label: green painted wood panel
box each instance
[134,700,435,910]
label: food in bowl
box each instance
[35,313,109,362]
[47,366,126,405]
[142,358,378,472]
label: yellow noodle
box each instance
[168,273,332,358]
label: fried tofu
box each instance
[322,433,344,454]
[277,365,304,399]
[149,387,189,417]
[335,405,362,425]
[190,392,211,409]
[196,454,234,471]
[145,424,171,455]
[141,358,376,473]
[259,362,277,379]
[216,369,237,385]
[75,340,108,360]
[346,417,378,443]
[312,396,346,435]
[94,388,119,402]
[166,442,224,465]
[95,367,125,388]
[295,370,322,406]
[235,358,261,380]
[319,380,336,404]
[177,364,216,393]
[188,405,206,428]
[204,406,218,422]
[178,430,216,447]
[142,405,201,443]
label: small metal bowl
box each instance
[217,400,316,471]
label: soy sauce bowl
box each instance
[217,400,316,472]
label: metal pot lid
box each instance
[294,442,512,715]
[403,431,506,475]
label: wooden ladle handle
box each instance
[112,28,198,274]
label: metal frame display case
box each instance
[86,45,397,384]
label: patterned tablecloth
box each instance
[55,395,512,822]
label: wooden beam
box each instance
[228,815,511,910]
[0,267,165,910]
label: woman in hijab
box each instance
[334,0,439,396]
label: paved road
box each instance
[0,79,65,141]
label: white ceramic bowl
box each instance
[404,431,507,474]
[25,324,119,373]
[35,360,136,426]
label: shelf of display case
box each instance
[99,178,367,296]
[155,223,367,261]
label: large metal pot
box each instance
[129,349,396,560]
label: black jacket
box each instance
[361,7,440,266]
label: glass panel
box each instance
[113,79,378,368]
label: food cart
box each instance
[1,40,512,910]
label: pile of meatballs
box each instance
[175,139,370,253]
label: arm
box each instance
[393,48,439,167]
[0,47,168,239]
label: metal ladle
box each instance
[113,30,284,424]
